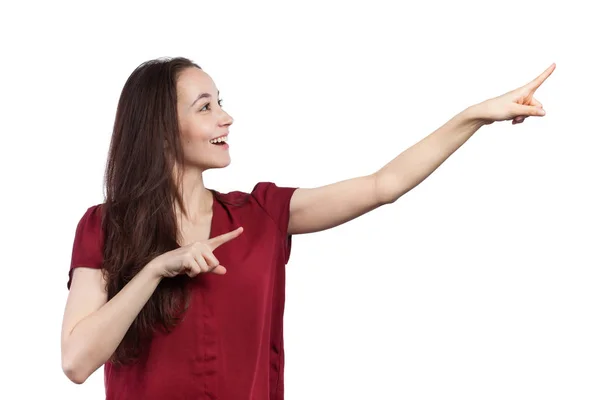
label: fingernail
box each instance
[539,109,546,115]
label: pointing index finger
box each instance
[527,63,556,91]
[207,227,244,250]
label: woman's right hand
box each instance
[149,227,244,278]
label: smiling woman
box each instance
[61,57,299,399]
[61,56,555,400]
[175,65,234,170]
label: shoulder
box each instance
[249,182,298,214]
[246,182,300,235]
[75,204,104,233]
[71,203,105,261]
[69,204,105,288]
[213,182,297,204]
[215,182,297,208]
[213,183,299,239]
[250,182,297,199]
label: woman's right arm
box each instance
[60,262,162,384]
[60,226,243,384]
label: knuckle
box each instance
[195,242,209,252]
[185,247,196,257]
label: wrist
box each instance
[145,259,165,280]
[458,104,490,129]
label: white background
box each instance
[1,0,599,399]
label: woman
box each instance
[61,57,555,399]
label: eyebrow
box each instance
[190,90,220,108]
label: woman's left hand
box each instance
[471,63,556,125]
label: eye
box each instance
[199,98,224,112]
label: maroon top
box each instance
[68,182,298,400]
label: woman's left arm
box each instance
[288,63,556,235]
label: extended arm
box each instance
[288,63,555,235]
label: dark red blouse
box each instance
[68,182,298,400]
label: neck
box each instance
[173,165,213,223]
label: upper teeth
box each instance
[210,136,228,144]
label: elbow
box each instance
[62,348,91,384]
[62,363,89,384]
[373,172,400,206]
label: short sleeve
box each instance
[251,182,298,263]
[67,204,104,289]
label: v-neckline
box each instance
[208,189,218,241]
[175,189,219,248]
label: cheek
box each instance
[180,127,213,162]
[181,121,212,144]
[181,134,208,157]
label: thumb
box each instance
[210,265,227,275]
[514,104,546,117]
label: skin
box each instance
[61,63,556,384]
[173,67,234,223]
[173,63,556,233]
[61,68,237,384]
[286,63,557,235]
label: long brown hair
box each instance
[102,57,212,365]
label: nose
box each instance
[220,110,234,127]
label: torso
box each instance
[177,212,212,246]
[176,191,215,246]
[94,183,298,400]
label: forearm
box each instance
[374,106,486,204]
[62,262,162,383]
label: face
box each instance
[176,67,234,171]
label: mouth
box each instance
[209,135,228,146]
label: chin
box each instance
[204,159,231,170]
